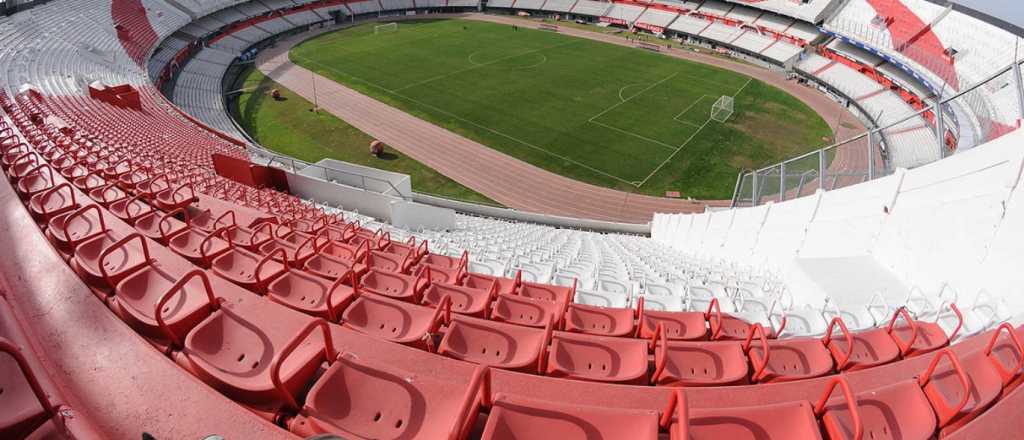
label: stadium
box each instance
[0,0,1022,438]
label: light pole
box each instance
[311,69,319,113]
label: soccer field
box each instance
[290,19,831,199]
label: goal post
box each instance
[711,95,734,123]
[374,22,398,34]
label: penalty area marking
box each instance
[636,77,755,187]
[618,82,651,102]
[672,95,713,128]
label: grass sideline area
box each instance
[228,66,499,205]
[290,19,832,199]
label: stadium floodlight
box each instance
[374,22,398,34]
[711,95,734,123]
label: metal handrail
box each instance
[253,145,412,199]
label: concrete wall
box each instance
[304,158,412,198]
[414,193,651,235]
[652,128,1024,321]
[391,200,456,230]
[286,171,456,229]
[286,172,396,220]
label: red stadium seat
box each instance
[651,324,750,387]
[482,392,666,440]
[290,353,489,440]
[412,249,467,284]
[364,249,414,274]
[519,279,575,306]
[464,270,520,296]
[564,302,635,337]
[341,292,450,351]
[71,169,106,193]
[929,349,1003,435]
[888,305,963,358]
[134,207,189,244]
[175,315,335,416]
[381,236,427,263]
[210,246,287,293]
[438,314,551,373]
[303,251,367,281]
[287,216,328,236]
[422,279,495,317]
[982,323,1024,390]
[107,193,153,224]
[674,377,862,440]
[260,233,323,269]
[745,323,839,383]
[413,261,464,285]
[190,209,236,234]
[545,331,649,384]
[490,293,561,328]
[820,349,971,440]
[267,269,357,321]
[114,266,220,350]
[168,225,231,268]
[319,221,359,244]
[359,267,430,302]
[15,164,55,199]
[823,317,900,371]
[154,182,197,211]
[319,235,369,260]
[47,204,107,254]
[27,182,78,222]
[419,249,466,270]
[636,296,713,341]
[72,231,152,289]
[0,338,61,438]
[132,173,170,200]
[220,223,273,252]
[88,183,128,207]
[349,228,390,251]
[6,151,41,180]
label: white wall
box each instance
[653,128,1024,320]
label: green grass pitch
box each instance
[288,18,832,199]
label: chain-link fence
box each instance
[733,57,1024,207]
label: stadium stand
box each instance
[825,0,1024,146]
[604,1,647,25]
[0,0,1021,438]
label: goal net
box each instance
[374,22,398,34]
[711,96,734,122]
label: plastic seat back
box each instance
[564,303,635,337]
[423,281,494,317]
[545,331,649,384]
[481,393,660,440]
[438,315,551,372]
[342,293,449,350]
[491,293,561,328]
[651,326,749,387]
[296,353,489,440]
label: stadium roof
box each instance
[931,0,1024,40]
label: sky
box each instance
[947,0,1024,35]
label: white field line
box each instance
[673,95,712,124]
[617,82,649,102]
[637,77,755,186]
[587,72,679,122]
[392,40,578,92]
[590,120,679,151]
[291,53,640,185]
